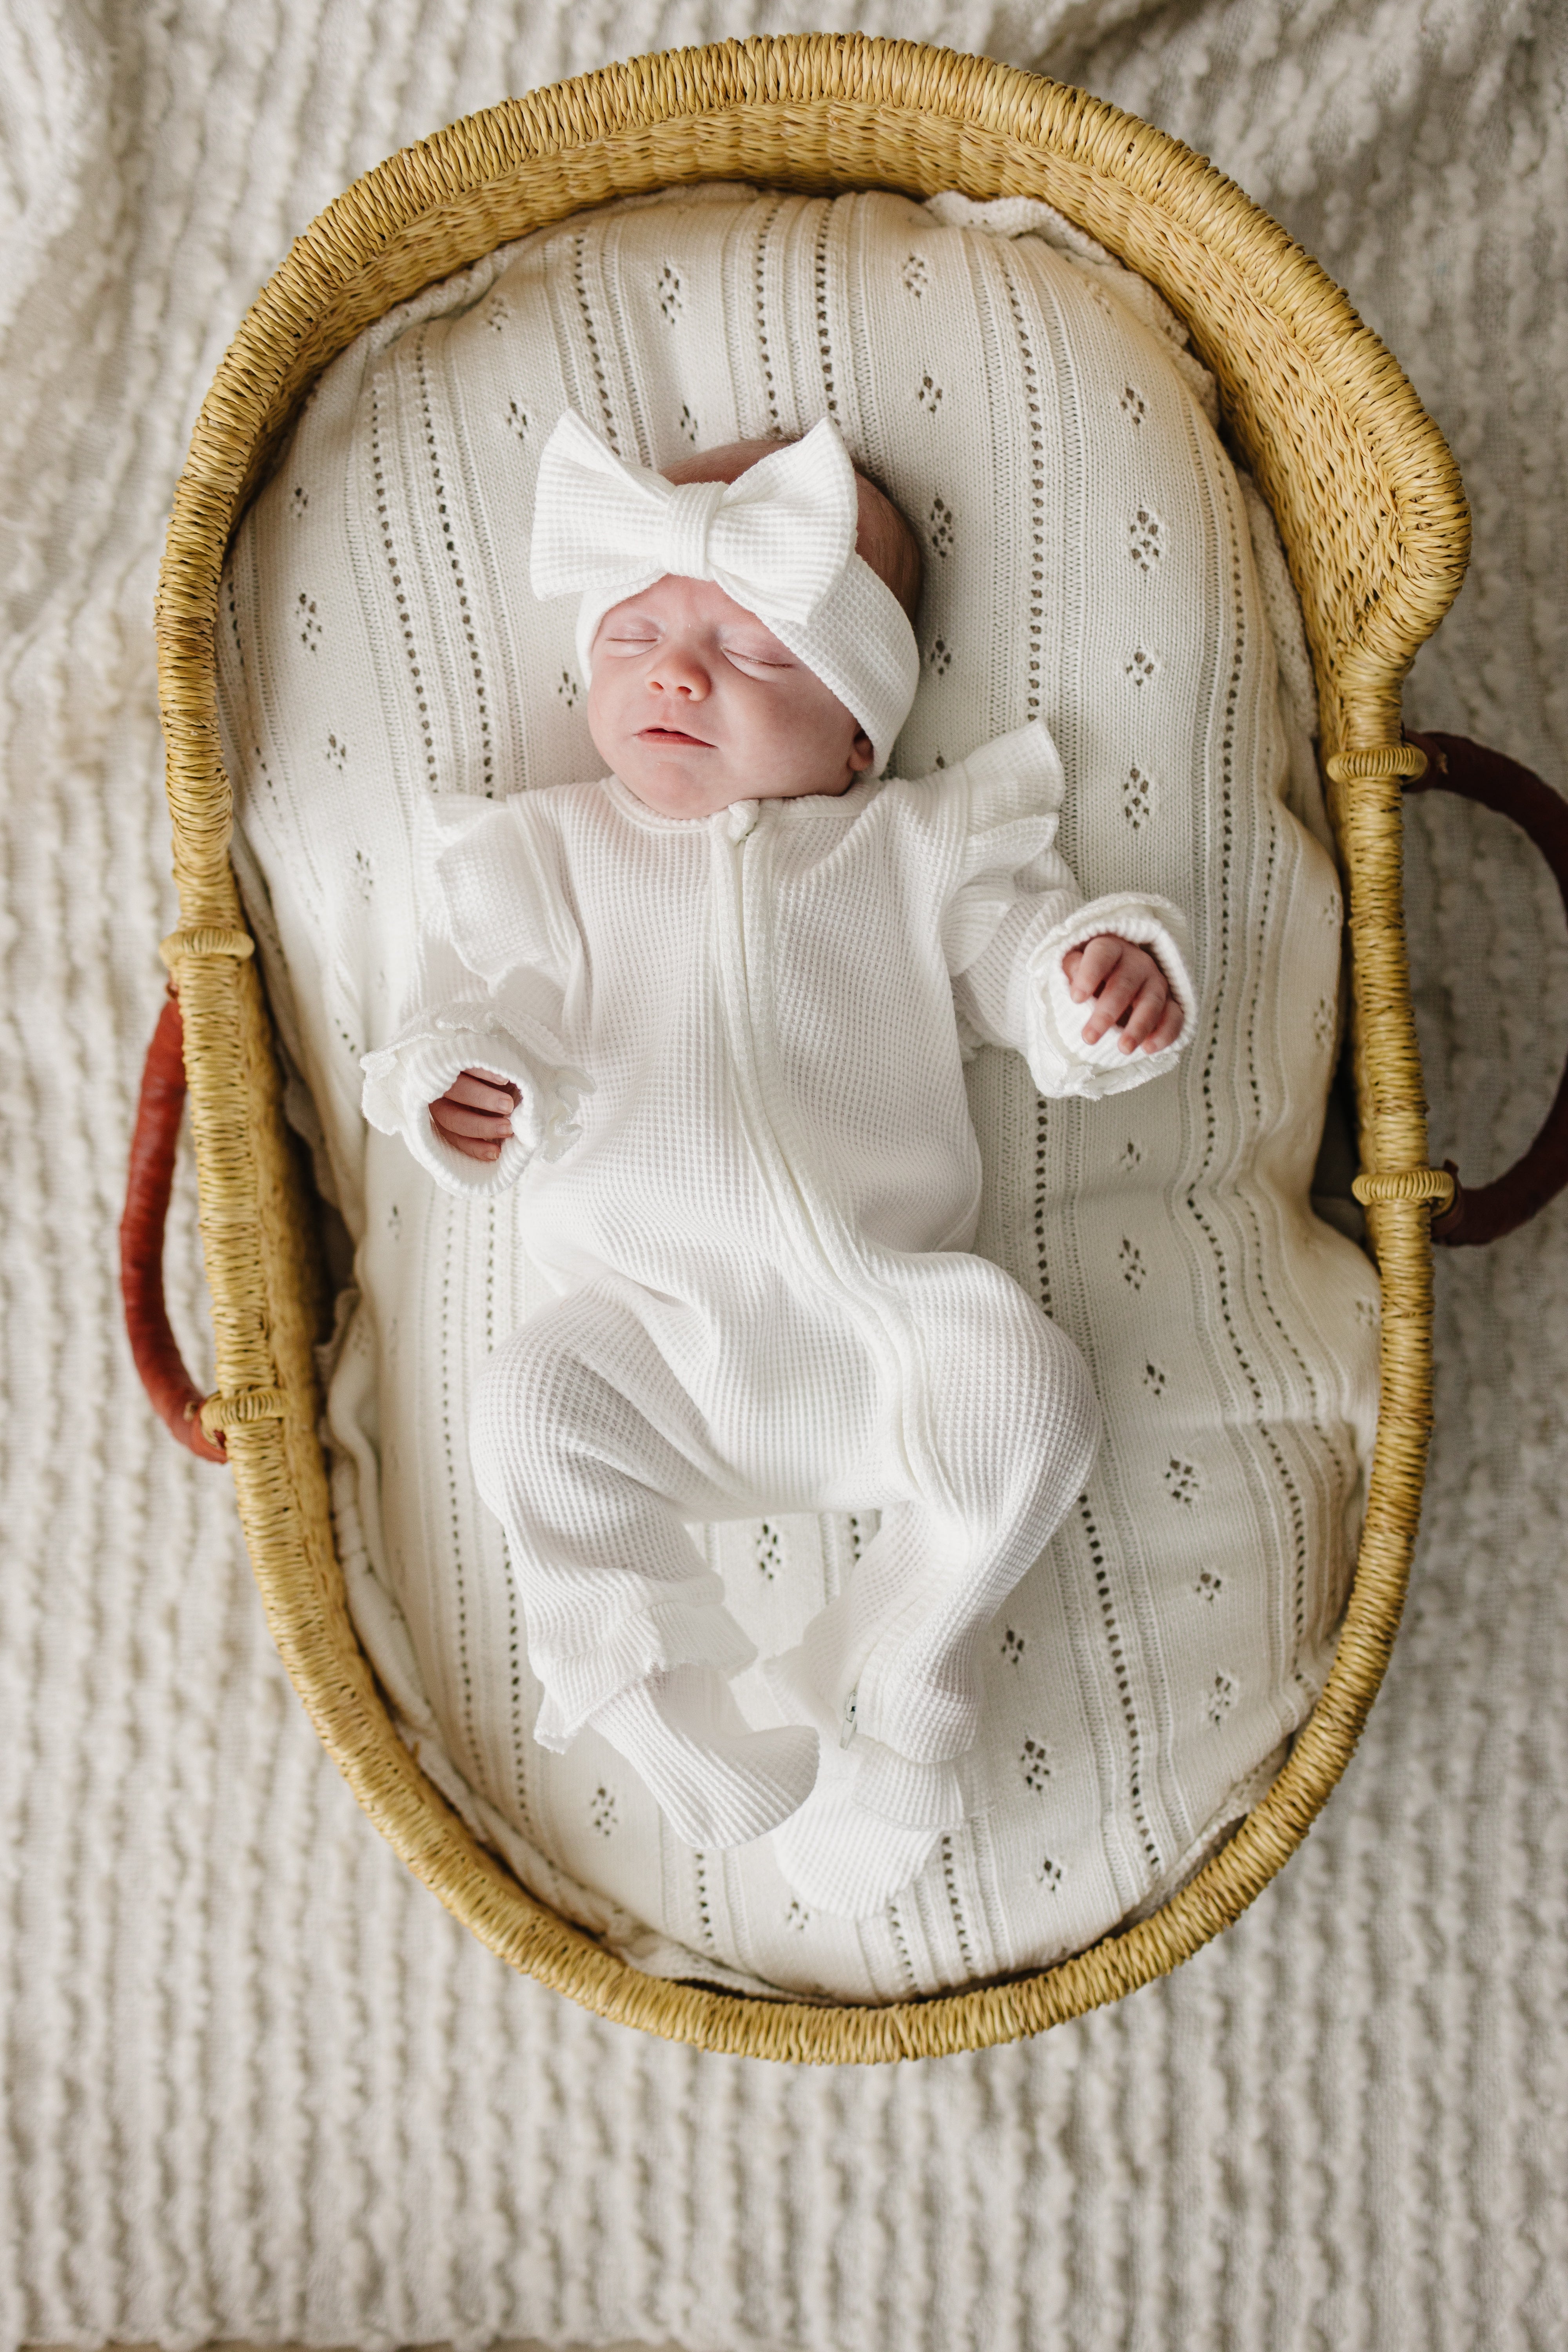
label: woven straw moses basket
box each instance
[132,32,1523,2063]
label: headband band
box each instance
[530,411,920,776]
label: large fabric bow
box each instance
[531,408,859,630]
[528,410,922,777]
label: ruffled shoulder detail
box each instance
[420,789,579,989]
[957,720,1067,827]
[940,722,1068,977]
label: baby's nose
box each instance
[648,644,709,698]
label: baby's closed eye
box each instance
[720,635,795,671]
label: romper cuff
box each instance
[1013,893,1197,1098]
[361,1002,590,1198]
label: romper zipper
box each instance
[709,801,952,1518]
[710,803,837,1272]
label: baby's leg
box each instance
[471,1283,817,1847]
[590,1666,816,1848]
[771,1266,1097,1913]
[782,1264,1100,1764]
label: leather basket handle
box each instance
[120,991,227,1461]
[1405,730,1568,1246]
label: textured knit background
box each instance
[1,3,1563,2348]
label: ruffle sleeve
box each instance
[938,722,1071,978]
[940,722,1198,1099]
[422,789,581,991]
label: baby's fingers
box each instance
[433,1099,514,1139]
[1114,977,1167,1052]
[1143,995,1185,1054]
[432,1131,504,1162]
[430,1068,523,1158]
[1066,934,1126,1004]
[446,1069,521,1114]
[1116,980,1185,1055]
[430,1095,515,1160]
[1080,956,1145,1044]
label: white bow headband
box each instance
[530,411,920,777]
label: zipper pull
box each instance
[724,799,759,841]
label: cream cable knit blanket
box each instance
[2,5,1564,2350]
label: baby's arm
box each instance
[938,726,1196,1099]
[955,888,1195,1100]
[361,790,591,1194]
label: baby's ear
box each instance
[849,731,876,773]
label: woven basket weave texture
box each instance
[155,33,1466,2062]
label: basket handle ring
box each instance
[1403,730,1568,1247]
[120,989,228,1462]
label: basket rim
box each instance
[157,32,1460,2061]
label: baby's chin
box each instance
[601,735,856,820]
[610,753,748,820]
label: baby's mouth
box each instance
[637,726,712,748]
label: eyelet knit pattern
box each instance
[218,181,1375,1999]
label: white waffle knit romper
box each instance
[362,719,1194,1818]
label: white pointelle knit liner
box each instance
[532,408,921,775]
[218,182,1377,2003]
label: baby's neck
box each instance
[613,770,869,821]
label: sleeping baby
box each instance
[362,411,1194,1915]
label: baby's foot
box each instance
[773,1793,943,1917]
[771,1741,964,1918]
[770,1578,982,1763]
[851,1610,984,1760]
[591,1664,819,1849]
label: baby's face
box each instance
[586,573,875,820]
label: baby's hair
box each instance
[664,436,924,622]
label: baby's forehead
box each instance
[597,573,781,638]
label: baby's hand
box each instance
[1062,936,1184,1056]
[430,1068,523,1161]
